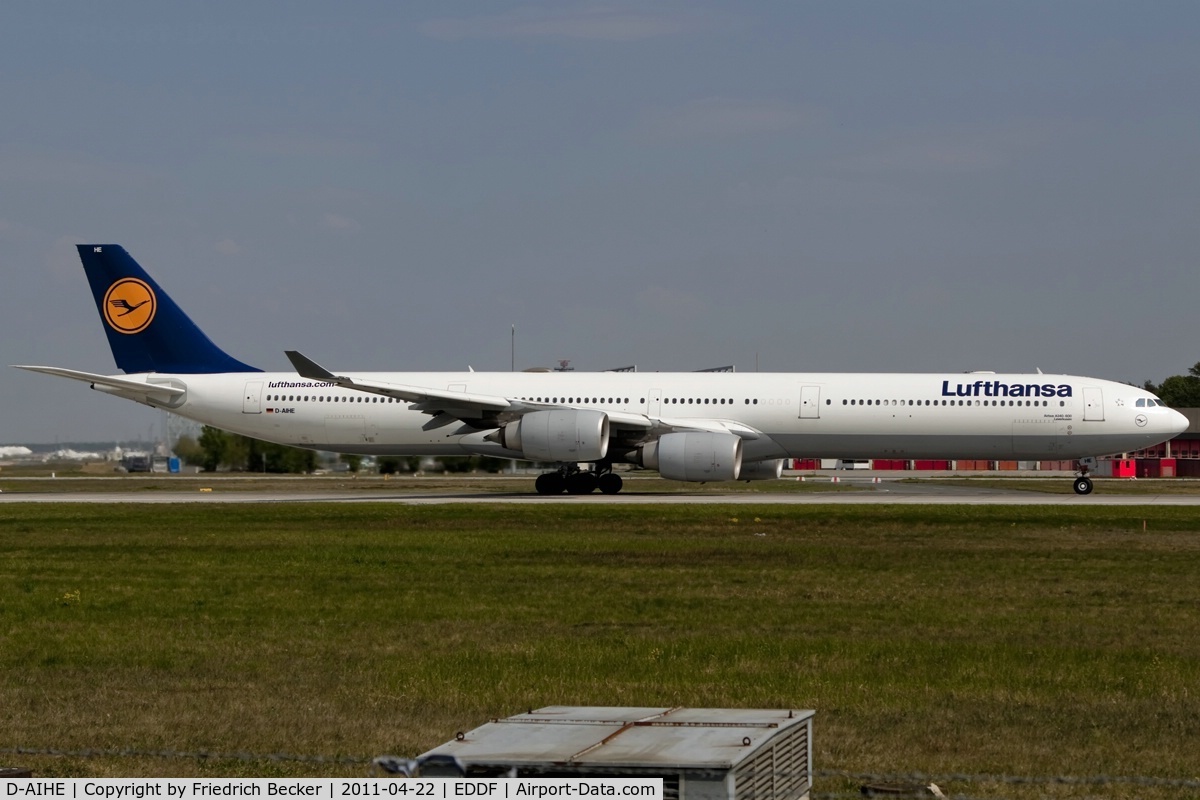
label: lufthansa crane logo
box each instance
[102,278,157,334]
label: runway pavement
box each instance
[2,477,1198,505]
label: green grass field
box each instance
[3,504,1199,797]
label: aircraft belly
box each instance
[741,437,789,461]
[324,414,372,447]
[772,429,1168,461]
[771,433,1012,460]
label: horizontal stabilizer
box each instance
[12,365,186,397]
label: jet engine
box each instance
[738,459,784,481]
[639,431,743,482]
[490,409,609,462]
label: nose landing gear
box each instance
[1073,458,1095,495]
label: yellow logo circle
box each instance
[102,278,157,334]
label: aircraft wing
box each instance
[653,416,762,440]
[286,351,510,416]
[284,351,765,440]
[287,351,655,432]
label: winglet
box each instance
[285,350,340,382]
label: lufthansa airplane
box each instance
[15,245,1189,495]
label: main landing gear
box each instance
[1073,459,1095,495]
[534,462,623,495]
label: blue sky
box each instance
[2,2,1199,443]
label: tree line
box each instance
[1144,362,1200,408]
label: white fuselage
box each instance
[122,370,1185,463]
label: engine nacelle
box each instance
[494,409,609,462]
[739,459,784,481]
[640,432,743,482]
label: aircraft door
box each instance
[799,385,821,419]
[648,389,662,418]
[242,381,263,414]
[1083,386,1104,421]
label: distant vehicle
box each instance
[120,454,150,472]
[836,459,871,470]
[15,244,1188,495]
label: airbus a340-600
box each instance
[15,245,1187,495]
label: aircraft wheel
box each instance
[597,472,623,495]
[1073,477,1093,495]
[566,471,599,494]
[535,473,565,495]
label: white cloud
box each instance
[45,235,84,283]
[0,148,157,187]
[214,238,242,256]
[217,133,378,159]
[323,213,361,232]
[635,285,708,317]
[421,6,698,42]
[835,141,1003,173]
[834,121,1063,174]
[633,98,817,142]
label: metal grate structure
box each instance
[415,706,814,800]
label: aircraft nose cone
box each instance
[1169,408,1191,435]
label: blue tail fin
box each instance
[78,244,261,374]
